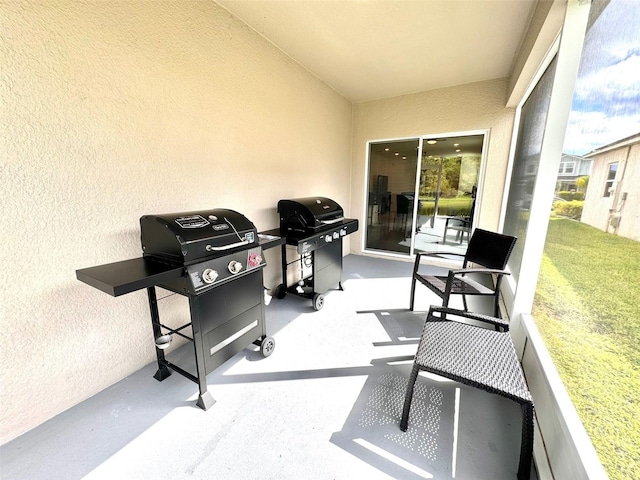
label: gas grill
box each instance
[76,208,277,410]
[267,197,358,310]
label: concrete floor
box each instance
[1,254,536,480]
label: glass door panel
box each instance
[365,139,419,254]
[413,134,483,254]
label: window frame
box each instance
[499,0,609,478]
[560,161,576,174]
[603,161,618,197]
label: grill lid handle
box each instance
[320,216,345,225]
[205,240,249,251]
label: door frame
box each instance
[362,129,490,258]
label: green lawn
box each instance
[418,196,472,216]
[533,217,640,479]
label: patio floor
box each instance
[1,254,537,480]
[365,214,470,256]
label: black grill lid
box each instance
[278,197,344,234]
[140,208,258,265]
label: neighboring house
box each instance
[581,132,640,241]
[556,153,592,191]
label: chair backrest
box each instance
[464,228,517,270]
[396,194,411,214]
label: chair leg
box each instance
[442,292,452,310]
[409,277,417,311]
[517,402,535,480]
[400,364,420,431]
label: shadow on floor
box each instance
[1,255,535,480]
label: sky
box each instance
[562,0,640,156]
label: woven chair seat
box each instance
[416,320,532,403]
[400,307,534,480]
[416,273,495,297]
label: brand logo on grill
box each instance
[323,205,330,209]
[212,224,229,231]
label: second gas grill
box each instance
[270,197,358,310]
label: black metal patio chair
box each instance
[400,306,534,480]
[409,228,517,318]
[442,216,471,244]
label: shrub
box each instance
[558,190,585,201]
[554,200,584,219]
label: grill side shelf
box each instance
[76,257,184,297]
[258,230,286,250]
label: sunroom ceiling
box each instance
[216,0,538,103]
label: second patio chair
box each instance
[400,306,534,480]
[409,228,516,317]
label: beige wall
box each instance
[0,1,352,443]
[582,143,640,241]
[349,78,516,254]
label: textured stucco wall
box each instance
[582,144,640,241]
[0,1,352,443]
[350,79,516,254]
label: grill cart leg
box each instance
[196,391,215,410]
[147,287,171,381]
[189,296,216,411]
[274,243,288,299]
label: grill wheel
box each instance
[274,284,287,299]
[261,336,276,357]
[312,293,325,311]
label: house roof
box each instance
[584,132,640,157]
[216,0,538,102]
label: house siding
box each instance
[582,142,640,241]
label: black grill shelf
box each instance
[76,257,183,297]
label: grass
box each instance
[418,196,472,216]
[532,217,640,479]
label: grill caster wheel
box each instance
[260,336,275,357]
[312,293,325,311]
[274,284,287,299]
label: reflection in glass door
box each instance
[365,133,484,256]
[414,135,483,253]
[365,139,419,254]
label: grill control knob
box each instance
[325,235,333,242]
[248,253,262,268]
[333,232,339,239]
[228,260,243,274]
[202,268,219,284]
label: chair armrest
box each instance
[413,251,465,275]
[444,216,471,226]
[449,267,511,276]
[427,306,510,331]
[417,251,466,260]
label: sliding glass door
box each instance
[365,133,484,256]
[365,139,419,254]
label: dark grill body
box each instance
[76,208,275,410]
[270,197,358,310]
